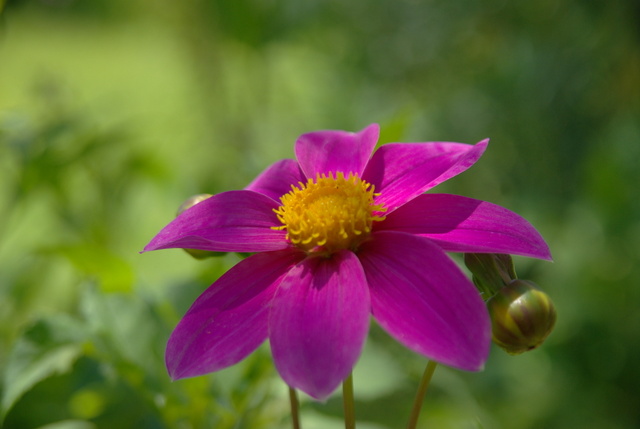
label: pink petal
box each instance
[363,139,489,212]
[166,249,305,379]
[295,124,379,178]
[269,250,370,400]
[377,194,552,260]
[245,159,306,202]
[143,190,289,253]
[358,231,491,371]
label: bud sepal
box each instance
[464,253,517,298]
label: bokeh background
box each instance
[1,0,639,428]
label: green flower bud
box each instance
[487,279,557,355]
[177,194,226,259]
[176,194,214,216]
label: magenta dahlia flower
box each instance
[144,124,551,400]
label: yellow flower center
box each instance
[273,172,387,253]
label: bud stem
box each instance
[289,386,301,429]
[343,373,356,429]
[406,360,438,429]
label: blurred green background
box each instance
[1,0,639,428]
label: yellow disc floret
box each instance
[273,172,387,253]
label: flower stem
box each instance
[289,386,301,429]
[406,360,438,429]
[343,373,356,429]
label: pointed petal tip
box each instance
[470,362,486,372]
[470,138,490,159]
[442,359,485,373]
[512,243,553,262]
[438,339,491,373]
[166,347,190,381]
[469,350,489,372]
[166,358,182,381]
[474,138,489,154]
[166,362,201,381]
[293,383,337,402]
[363,122,380,135]
[527,240,553,261]
[166,366,199,382]
[279,370,345,401]
[430,339,490,373]
[140,243,157,253]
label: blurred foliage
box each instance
[1,0,639,428]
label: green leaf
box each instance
[44,244,134,293]
[79,286,163,372]
[36,420,97,429]
[378,111,412,146]
[1,315,88,420]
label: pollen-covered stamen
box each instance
[273,172,386,253]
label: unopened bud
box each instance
[177,194,226,259]
[177,194,214,216]
[487,279,556,355]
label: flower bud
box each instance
[487,279,556,355]
[177,194,226,259]
[177,194,214,216]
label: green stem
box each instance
[343,373,356,429]
[406,361,438,429]
[289,386,301,429]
